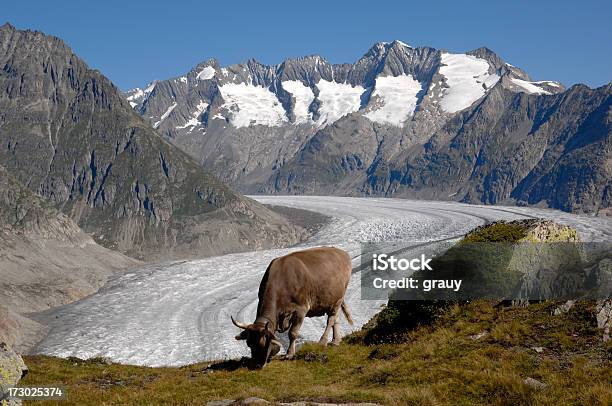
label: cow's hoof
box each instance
[318,340,328,347]
[330,341,341,346]
[282,354,295,360]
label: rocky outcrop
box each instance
[0,343,27,406]
[596,299,611,341]
[0,23,304,260]
[447,219,590,301]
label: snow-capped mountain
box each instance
[129,41,562,134]
[125,41,611,215]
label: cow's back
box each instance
[264,247,352,316]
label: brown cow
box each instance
[231,246,354,368]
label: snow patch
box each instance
[126,88,144,102]
[144,82,156,93]
[365,74,422,126]
[282,80,315,124]
[176,100,209,131]
[439,53,500,113]
[315,80,365,126]
[394,40,412,48]
[153,102,177,129]
[196,66,215,81]
[528,80,561,89]
[218,83,288,128]
[510,78,552,95]
[178,76,187,84]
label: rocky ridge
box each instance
[128,40,610,214]
[0,23,305,260]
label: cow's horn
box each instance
[231,315,249,329]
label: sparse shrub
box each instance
[361,300,450,344]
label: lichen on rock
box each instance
[0,343,27,406]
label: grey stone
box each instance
[0,342,27,406]
[469,332,488,340]
[241,398,270,405]
[523,377,547,389]
[553,300,575,315]
[596,299,611,342]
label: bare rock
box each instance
[0,343,28,405]
[596,299,611,342]
[553,300,575,315]
[241,398,270,405]
[469,332,488,340]
[523,377,547,389]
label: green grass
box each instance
[21,301,611,405]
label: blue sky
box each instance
[2,0,610,90]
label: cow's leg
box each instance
[319,311,338,347]
[331,318,342,346]
[284,311,305,360]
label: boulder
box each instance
[596,299,611,342]
[0,343,28,406]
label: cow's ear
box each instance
[235,330,248,340]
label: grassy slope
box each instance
[22,300,611,405]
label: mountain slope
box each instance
[127,40,610,214]
[274,83,611,215]
[0,23,304,260]
[0,164,138,350]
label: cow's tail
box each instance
[341,301,354,325]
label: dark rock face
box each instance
[0,24,304,260]
[128,37,609,215]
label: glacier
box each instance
[31,196,612,367]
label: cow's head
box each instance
[232,316,281,368]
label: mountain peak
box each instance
[367,40,412,55]
[391,39,412,48]
[0,22,16,31]
[466,46,506,69]
[195,58,218,67]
